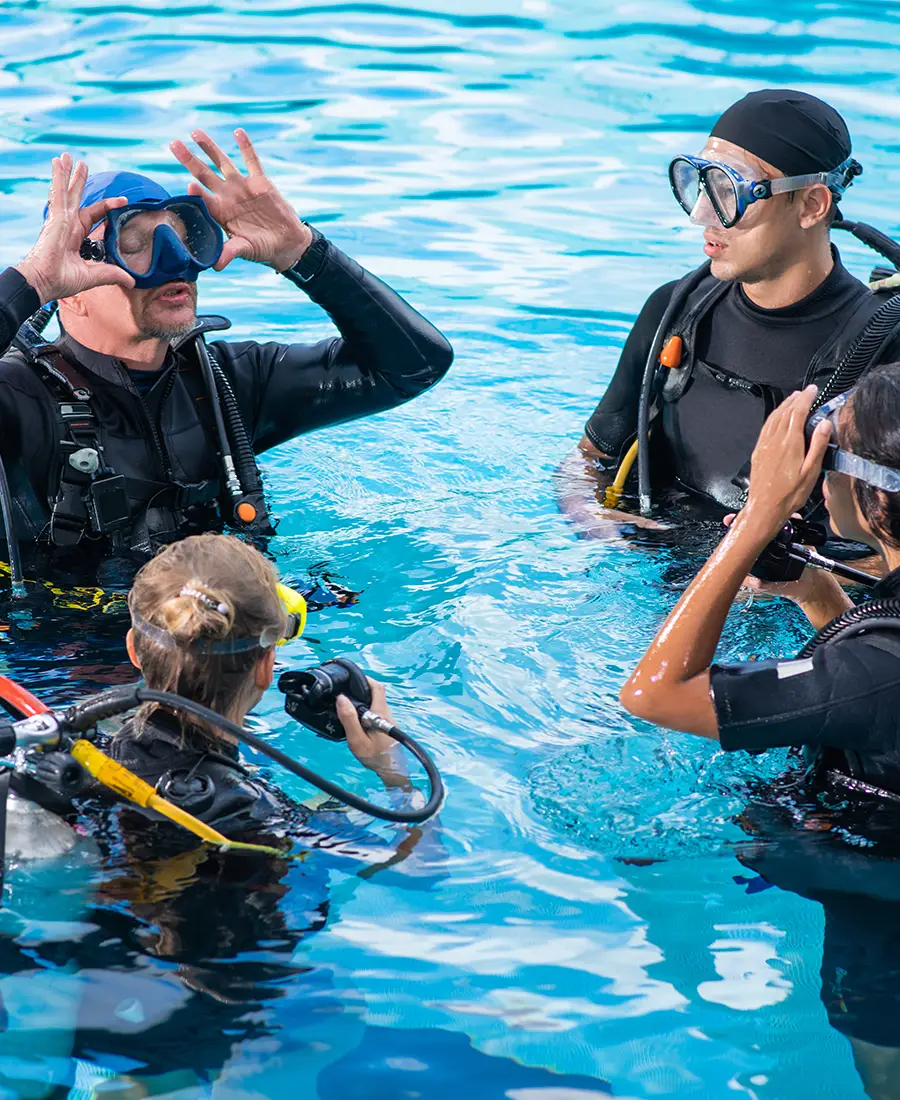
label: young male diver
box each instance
[0,130,452,570]
[559,89,900,535]
[620,363,900,799]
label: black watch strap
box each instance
[281,224,329,286]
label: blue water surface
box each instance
[0,1,897,1097]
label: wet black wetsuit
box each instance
[585,250,900,512]
[711,567,900,794]
[0,237,453,562]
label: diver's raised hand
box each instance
[337,679,411,790]
[169,128,313,273]
[15,154,135,304]
[744,386,833,532]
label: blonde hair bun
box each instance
[160,579,235,642]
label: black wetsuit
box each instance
[0,237,452,561]
[710,567,900,794]
[585,250,900,511]
[108,712,291,834]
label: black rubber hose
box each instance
[798,598,900,658]
[0,453,25,599]
[63,686,444,824]
[194,339,235,467]
[787,546,878,588]
[208,356,265,498]
[636,262,711,515]
[833,218,900,270]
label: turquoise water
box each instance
[0,1,898,1097]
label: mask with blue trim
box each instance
[73,171,224,289]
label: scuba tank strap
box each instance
[201,342,276,536]
[658,277,730,405]
[29,351,129,549]
[636,261,715,514]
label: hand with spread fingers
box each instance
[15,153,136,305]
[169,128,313,273]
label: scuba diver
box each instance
[0,130,452,574]
[617,365,900,1096]
[108,531,416,828]
[620,363,900,795]
[558,88,900,537]
[0,532,444,1094]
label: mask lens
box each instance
[166,201,222,265]
[670,159,701,215]
[705,167,739,226]
[110,209,168,276]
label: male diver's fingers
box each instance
[169,139,221,189]
[66,159,88,207]
[213,237,251,270]
[234,128,264,176]
[191,129,241,178]
[723,513,736,528]
[185,179,217,203]
[46,156,64,217]
[90,265,136,291]
[79,196,127,232]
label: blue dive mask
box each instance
[80,195,224,289]
[806,388,900,492]
[669,154,862,229]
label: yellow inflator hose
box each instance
[603,439,640,509]
[70,739,290,858]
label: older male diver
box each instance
[0,128,452,572]
[558,89,900,536]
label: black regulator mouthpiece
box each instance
[750,518,827,583]
[279,658,372,741]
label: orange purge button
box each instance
[236,501,258,524]
[660,335,683,368]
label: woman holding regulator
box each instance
[621,365,900,792]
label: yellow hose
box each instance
[603,439,640,509]
[70,739,289,858]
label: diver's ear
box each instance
[57,293,88,319]
[255,648,275,691]
[799,183,832,230]
[125,628,141,671]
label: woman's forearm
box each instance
[793,574,853,631]
[620,509,775,731]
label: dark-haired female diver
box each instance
[620,364,900,1100]
[620,364,900,788]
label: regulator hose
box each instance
[636,262,712,515]
[63,685,443,824]
[0,452,24,600]
[834,216,900,270]
[798,597,900,658]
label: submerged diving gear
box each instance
[13,680,444,825]
[75,172,223,289]
[280,658,373,742]
[669,154,861,229]
[806,387,900,491]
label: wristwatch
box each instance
[281,223,329,286]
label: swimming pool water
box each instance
[0,1,898,1097]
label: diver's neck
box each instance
[740,238,834,311]
[880,545,900,576]
[62,320,170,372]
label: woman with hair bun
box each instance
[112,531,409,833]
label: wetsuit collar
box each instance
[735,245,848,321]
[55,330,175,391]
